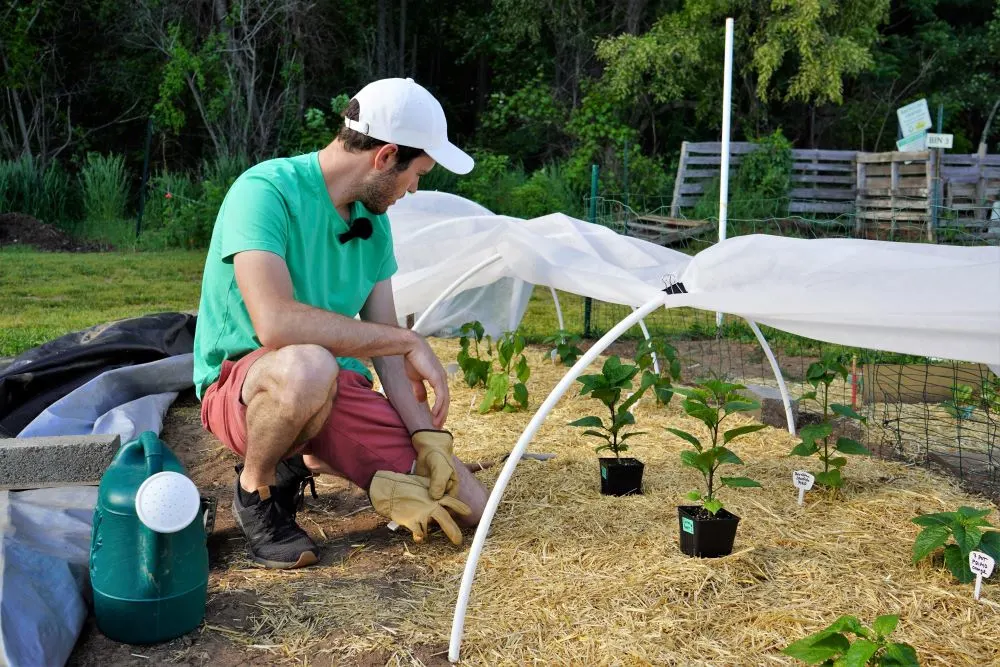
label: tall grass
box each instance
[77,152,132,247]
[0,155,73,225]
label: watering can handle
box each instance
[137,431,164,596]
[139,431,163,478]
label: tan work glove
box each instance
[411,429,460,500]
[368,471,471,545]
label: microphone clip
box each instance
[339,216,373,244]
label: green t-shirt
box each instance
[193,152,398,399]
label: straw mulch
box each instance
[208,339,1000,666]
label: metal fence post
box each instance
[583,164,598,338]
[135,117,154,239]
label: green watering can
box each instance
[89,431,209,644]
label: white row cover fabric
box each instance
[387,192,1000,365]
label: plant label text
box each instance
[969,550,995,601]
[793,470,815,505]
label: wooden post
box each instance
[927,149,937,242]
[854,158,866,238]
[889,157,900,240]
[975,152,987,222]
[670,141,689,217]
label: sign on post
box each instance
[927,133,954,149]
[969,550,995,601]
[897,99,932,137]
[896,130,927,152]
[792,471,815,506]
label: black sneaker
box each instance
[235,455,318,516]
[232,472,319,569]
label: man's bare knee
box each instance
[246,344,338,423]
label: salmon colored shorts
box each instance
[200,347,416,490]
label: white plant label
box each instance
[969,550,995,601]
[446,362,459,378]
[793,471,815,506]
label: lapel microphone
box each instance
[338,216,373,244]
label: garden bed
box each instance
[69,339,999,666]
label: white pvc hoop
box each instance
[447,295,667,662]
[549,286,565,331]
[746,319,796,434]
[412,253,503,334]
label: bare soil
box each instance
[0,213,110,252]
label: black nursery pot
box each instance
[677,505,740,558]
[598,457,644,496]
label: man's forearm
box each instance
[256,300,417,358]
[373,354,434,433]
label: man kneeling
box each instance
[192,78,486,568]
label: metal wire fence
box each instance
[568,194,999,500]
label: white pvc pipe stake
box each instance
[716,16,734,331]
[447,295,667,663]
[746,319,797,435]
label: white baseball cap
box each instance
[343,77,474,175]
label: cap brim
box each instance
[426,141,474,175]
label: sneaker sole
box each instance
[231,496,320,570]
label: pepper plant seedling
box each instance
[790,352,870,490]
[782,614,919,666]
[569,356,650,459]
[478,329,531,413]
[456,320,492,389]
[911,505,1000,583]
[667,379,764,515]
[634,338,681,406]
[543,329,584,366]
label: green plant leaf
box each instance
[955,523,984,558]
[944,544,976,583]
[912,525,951,563]
[790,441,820,457]
[479,373,508,413]
[693,451,716,475]
[679,450,702,470]
[957,506,993,522]
[801,391,818,402]
[880,642,919,666]
[666,427,702,451]
[619,431,648,441]
[815,469,843,488]
[683,400,719,427]
[978,531,1000,561]
[834,438,871,456]
[799,423,833,444]
[830,404,866,423]
[582,429,611,442]
[716,448,744,465]
[828,456,848,468]
[872,614,899,638]
[721,476,761,488]
[724,424,767,443]
[841,638,879,667]
[703,498,723,514]
[513,382,529,408]
[723,400,759,414]
[569,416,604,428]
[782,631,850,664]
[827,616,868,638]
[806,362,827,382]
[515,357,530,383]
[911,512,957,528]
[686,490,702,501]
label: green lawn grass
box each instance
[0,248,204,356]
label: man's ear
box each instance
[373,144,398,171]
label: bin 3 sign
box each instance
[969,551,995,601]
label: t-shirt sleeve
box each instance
[376,214,398,282]
[218,173,289,263]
